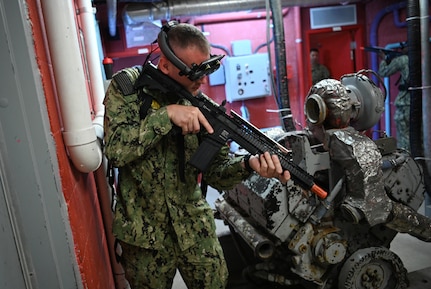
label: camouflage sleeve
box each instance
[378,56,403,77]
[203,145,251,191]
[103,80,172,167]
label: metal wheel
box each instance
[338,247,408,289]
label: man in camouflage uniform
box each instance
[103,22,290,289]
[310,48,330,85]
[378,49,410,151]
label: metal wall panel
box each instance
[0,0,79,288]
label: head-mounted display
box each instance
[157,21,224,81]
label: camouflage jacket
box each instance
[103,66,250,251]
[311,63,330,85]
[378,55,410,107]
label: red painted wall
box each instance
[196,10,299,129]
[27,1,115,288]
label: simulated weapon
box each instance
[361,46,404,63]
[135,62,328,199]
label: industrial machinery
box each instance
[215,71,430,289]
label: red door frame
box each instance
[304,25,366,92]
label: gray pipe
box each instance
[420,0,431,197]
[407,0,422,157]
[215,197,275,260]
[269,0,295,131]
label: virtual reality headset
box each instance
[157,21,224,81]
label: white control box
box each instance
[224,53,271,102]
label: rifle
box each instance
[135,62,327,199]
[361,46,404,63]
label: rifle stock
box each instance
[137,62,328,199]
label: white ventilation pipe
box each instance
[40,0,102,173]
[77,0,106,140]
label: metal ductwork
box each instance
[122,0,363,25]
[104,0,363,46]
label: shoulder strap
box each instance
[113,66,142,96]
[113,65,152,120]
[138,90,153,120]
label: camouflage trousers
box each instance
[394,104,410,151]
[118,227,228,289]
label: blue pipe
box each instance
[382,41,407,137]
[369,2,407,139]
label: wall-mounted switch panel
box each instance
[224,53,271,102]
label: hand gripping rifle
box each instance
[136,62,327,199]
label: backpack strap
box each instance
[113,66,153,120]
[137,90,153,120]
[113,66,142,96]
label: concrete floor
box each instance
[173,188,431,289]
